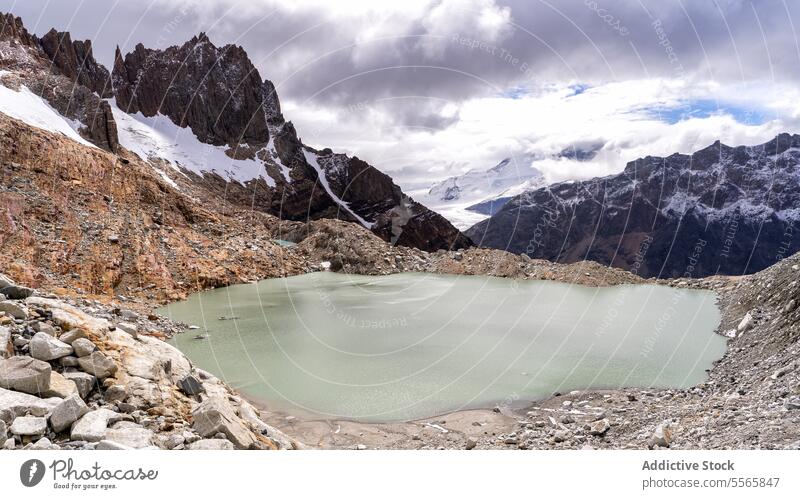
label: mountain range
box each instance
[0,13,470,253]
[466,134,800,277]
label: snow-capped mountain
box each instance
[466,134,800,277]
[0,12,470,252]
[417,157,547,229]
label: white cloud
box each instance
[288,78,795,189]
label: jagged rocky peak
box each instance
[0,12,38,47]
[112,33,272,146]
[39,29,112,98]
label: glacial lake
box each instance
[160,272,727,422]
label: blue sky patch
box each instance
[647,99,769,125]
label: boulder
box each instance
[188,438,235,450]
[10,415,47,436]
[0,285,34,300]
[59,329,87,344]
[72,338,96,357]
[59,356,79,368]
[29,332,73,361]
[104,423,155,449]
[32,322,57,336]
[0,356,51,394]
[62,371,96,399]
[0,387,61,417]
[50,394,89,433]
[177,374,204,395]
[191,397,256,449]
[648,422,673,448]
[553,430,571,442]
[70,408,126,442]
[104,384,126,402]
[589,418,610,436]
[0,301,27,319]
[42,371,79,398]
[77,351,118,379]
[737,313,754,333]
[116,322,138,338]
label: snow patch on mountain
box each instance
[109,99,273,186]
[0,80,96,148]
[302,149,374,229]
[418,157,547,229]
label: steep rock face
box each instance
[39,29,112,98]
[0,13,38,48]
[112,34,269,146]
[310,151,472,250]
[466,134,800,277]
[0,14,119,153]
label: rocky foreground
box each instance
[0,272,302,450]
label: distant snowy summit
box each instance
[416,157,548,230]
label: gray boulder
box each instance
[59,329,87,344]
[104,423,155,449]
[0,387,61,417]
[10,415,47,436]
[50,394,90,433]
[191,397,256,449]
[0,301,27,319]
[589,418,610,436]
[42,371,78,398]
[0,356,51,394]
[0,285,34,300]
[70,408,126,442]
[72,338,96,358]
[30,332,73,361]
[77,351,118,379]
[178,374,204,395]
[62,372,96,399]
[648,422,673,448]
[32,322,57,336]
[115,322,138,339]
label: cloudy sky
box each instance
[4,0,800,189]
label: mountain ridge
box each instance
[466,133,800,277]
[0,12,470,252]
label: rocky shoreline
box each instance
[0,272,303,450]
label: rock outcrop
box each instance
[112,35,270,146]
[39,29,112,98]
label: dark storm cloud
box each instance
[3,0,799,129]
